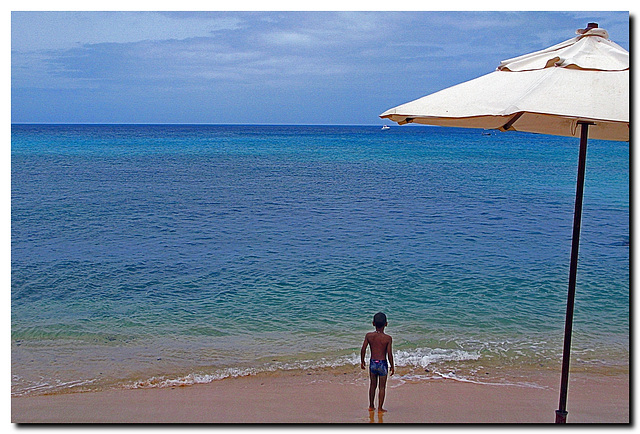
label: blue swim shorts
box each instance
[369,359,388,376]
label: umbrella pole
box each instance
[555,121,593,424]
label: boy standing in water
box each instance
[360,312,395,412]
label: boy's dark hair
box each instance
[373,312,387,328]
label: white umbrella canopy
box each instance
[380,23,629,423]
[380,25,629,141]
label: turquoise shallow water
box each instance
[11,124,628,395]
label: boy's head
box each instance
[373,312,387,328]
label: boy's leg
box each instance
[368,373,378,410]
[377,375,388,412]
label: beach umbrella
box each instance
[380,23,629,423]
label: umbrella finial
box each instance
[577,22,599,34]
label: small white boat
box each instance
[381,125,390,130]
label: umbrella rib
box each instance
[499,112,525,131]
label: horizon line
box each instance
[10,122,436,127]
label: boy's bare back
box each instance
[364,331,392,361]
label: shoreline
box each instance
[12,368,629,424]
[11,350,630,400]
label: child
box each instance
[360,312,395,412]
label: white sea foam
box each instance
[125,347,484,390]
[393,347,481,368]
[127,368,260,389]
[12,378,98,396]
[126,355,363,389]
[429,370,548,389]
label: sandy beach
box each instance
[12,368,628,424]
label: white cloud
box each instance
[263,31,315,47]
[11,11,242,52]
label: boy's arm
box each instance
[387,337,394,376]
[360,336,368,370]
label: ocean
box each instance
[11,124,629,396]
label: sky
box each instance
[10,9,631,125]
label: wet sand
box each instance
[12,369,628,424]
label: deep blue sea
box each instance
[11,124,629,396]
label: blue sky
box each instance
[10,10,630,125]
